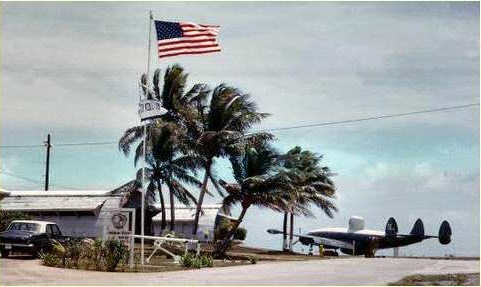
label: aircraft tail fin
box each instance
[385,217,398,237]
[438,220,452,245]
[410,218,425,237]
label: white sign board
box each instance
[138,99,167,121]
[103,208,135,269]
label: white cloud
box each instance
[2,2,479,256]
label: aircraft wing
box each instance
[267,229,353,249]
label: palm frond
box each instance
[118,125,144,155]
[209,172,225,198]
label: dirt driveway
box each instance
[1,256,479,285]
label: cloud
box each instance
[2,2,479,256]
[2,2,479,134]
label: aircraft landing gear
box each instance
[308,244,314,256]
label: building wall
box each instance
[33,196,124,238]
[153,221,216,242]
[153,221,193,237]
[35,214,99,237]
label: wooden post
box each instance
[44,134,51,191]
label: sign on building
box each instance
[102,208,135,268]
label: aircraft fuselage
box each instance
[306,227,423,255]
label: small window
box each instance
[51,225,61,236]
[7,222,40,232]
[46,224,53,235]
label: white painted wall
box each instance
[33,197,124,238]
[35,214,99,237]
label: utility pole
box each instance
[44,134,51,191]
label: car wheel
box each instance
[30,248,41,258]
[1,249,10,258]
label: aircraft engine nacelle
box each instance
[348,216,365,232]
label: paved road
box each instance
[1,257,479,285]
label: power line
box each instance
[1,169,83,190]
[1,144,44,149]
[1,169,44,185]
[0,102,479,149]
[55,141,117,147]
[1,141,118,149]
[257,102,480,132]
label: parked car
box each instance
[0,220,70,258]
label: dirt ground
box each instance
[389,273,480,286]
[126,243,325,272]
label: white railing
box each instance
[133,235,200,264]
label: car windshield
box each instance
[7,222,41,232]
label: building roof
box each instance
[0,195,111,214]
[152,204,221,224]
[3,190,113,197]
[9,220,57,225]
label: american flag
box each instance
[155,20,221,59]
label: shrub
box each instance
[50,239,67,267]
[39,238,129,272]
[104,239,129,272]
[180,253,195,268]
[233,227,247,240]
[51,239,66,255]
[180,253,214,268]
[65,240,82,268]
[248,256,258,264]
[199,254,214,267]
[40,251,61,267]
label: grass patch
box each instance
[389,273,480,286]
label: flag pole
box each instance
[146,10,153,81]
[141,10,153,266]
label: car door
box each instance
[45,224,53,239]
[50,224,62,239]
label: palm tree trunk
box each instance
[282,212,288,251]
[168,159,175,232]
[192,160,211,236]
[156,179,166,231]
[169,185,175,232]
[214,205,249,257]
[289,212,294,252]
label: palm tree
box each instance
[214,144,309,257]
[119,67,205,232]
[279,146,338,251]
[133,122,202,232]
[119,65,272,237]
[118,65,203,167]
[151,123,202,231]
[188,84,273,237]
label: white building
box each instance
[0,189,124,237]
[152,204,237,242]
[0,188,240,242]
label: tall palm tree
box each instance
[214,144,309,257]
[151,123,202,231]
[119,66,205,232]
[188,84,273,237]
[119,65,272,237]
[133,122,202,231]
[279,146,338,251]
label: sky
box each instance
[1,2,479,257]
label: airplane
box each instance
[267,216,452,257]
